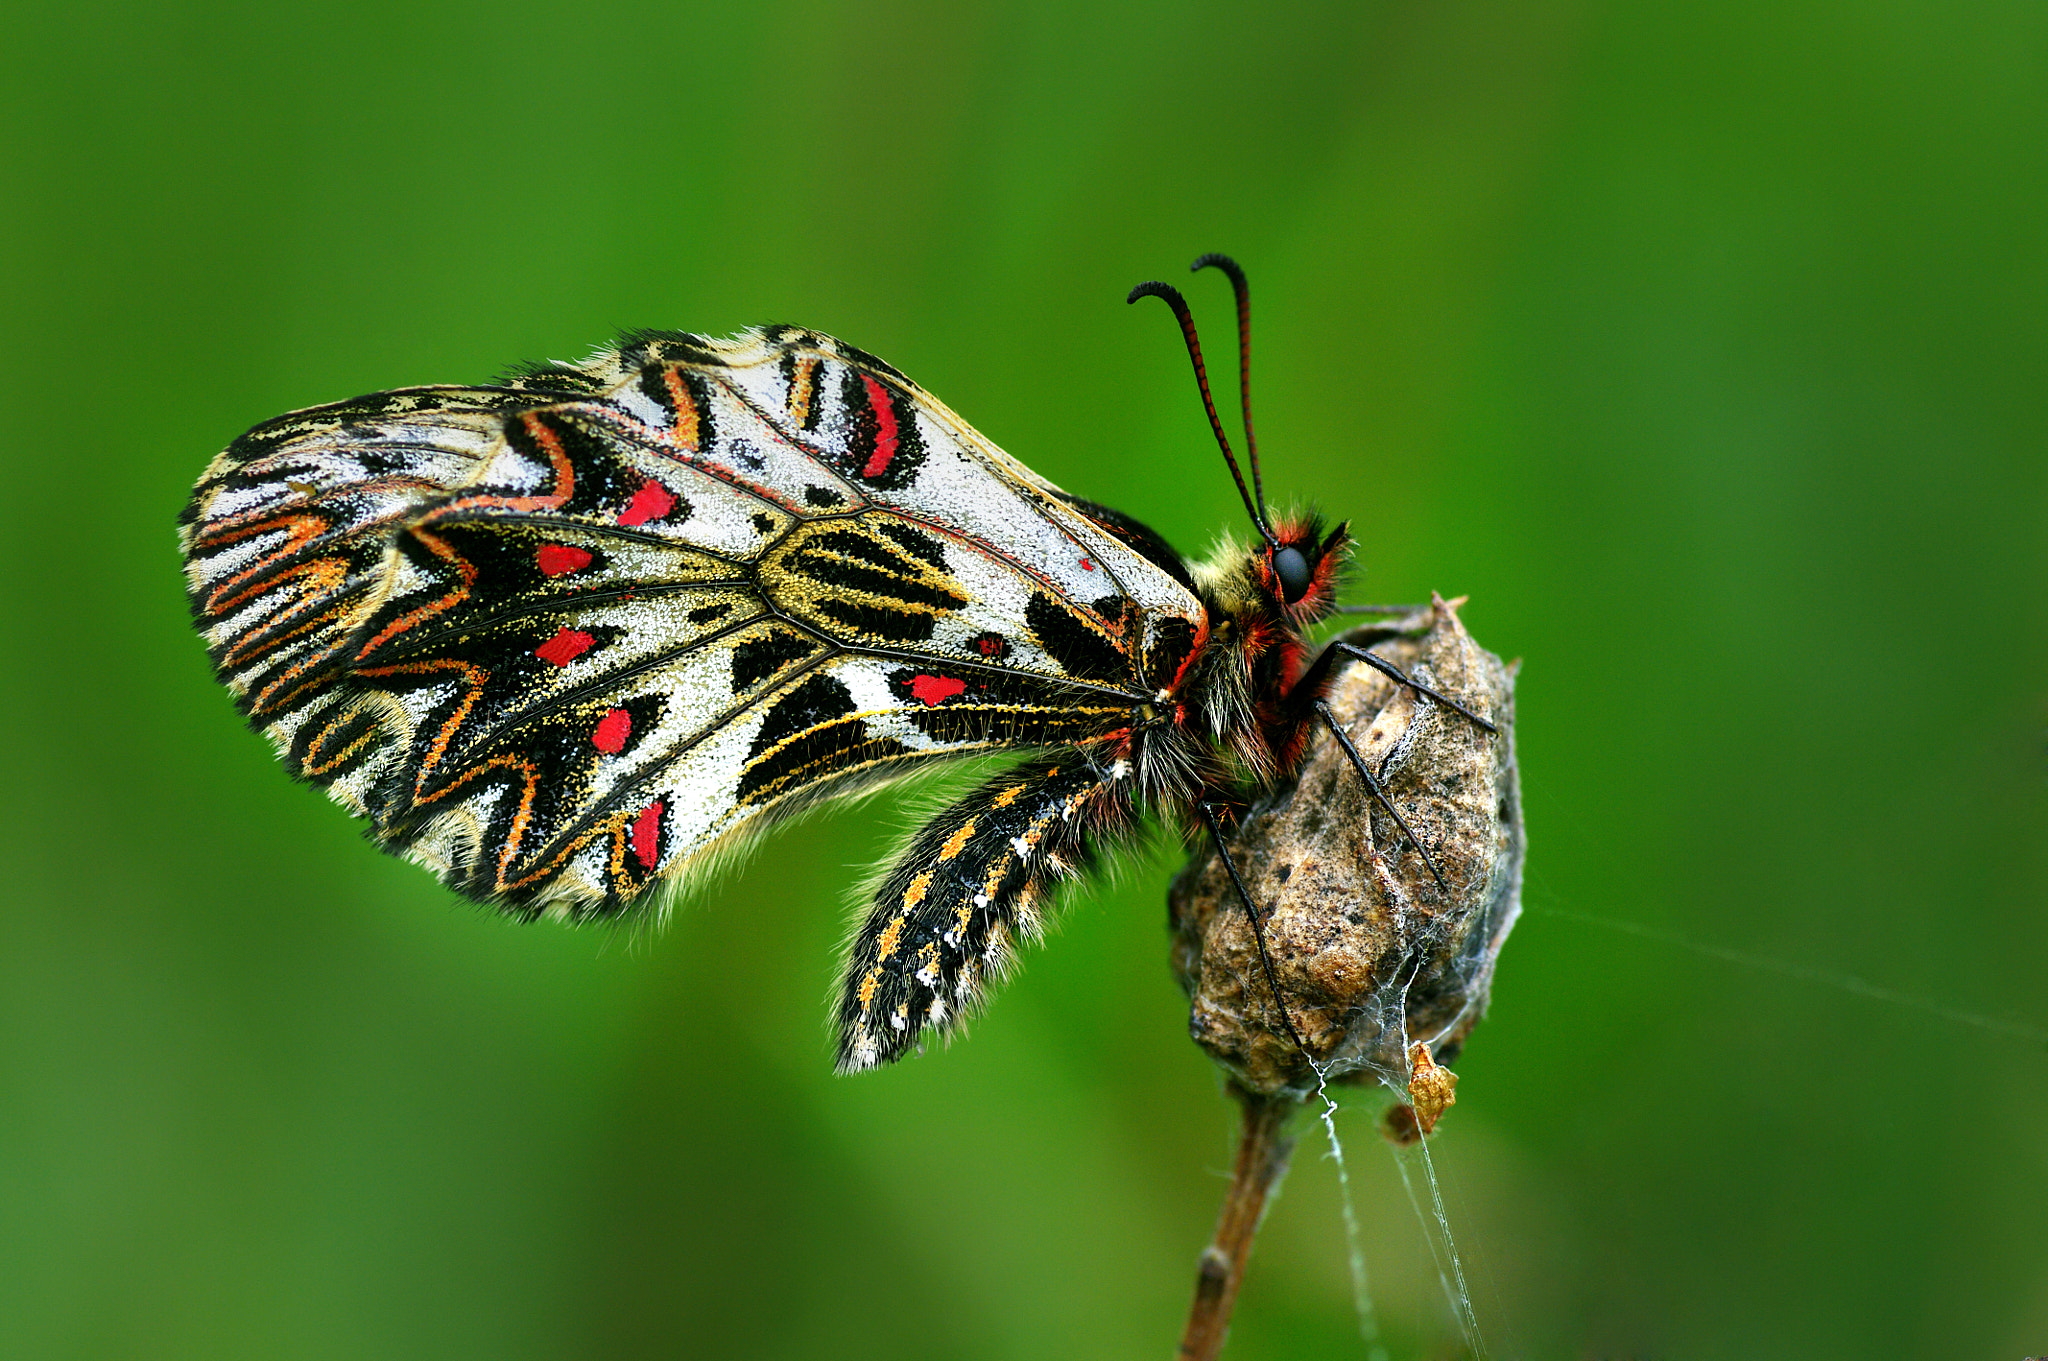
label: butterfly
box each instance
[179,255,1495,1072]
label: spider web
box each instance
[1302,849,2046,1361]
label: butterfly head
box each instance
[1257,515,1350,622]
[1129,257,1348,630]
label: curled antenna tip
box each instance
[1191,252,1245,281]
[1125,270,1274,546]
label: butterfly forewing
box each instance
[182,328,1203,916]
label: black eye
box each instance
[1273,545,1313,602]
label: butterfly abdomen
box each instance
[838,754,1138,1071]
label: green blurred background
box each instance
[4,2,2043,1357]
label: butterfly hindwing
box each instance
[181,329,1205,916]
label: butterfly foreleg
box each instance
[836,753,1134,1072]
[1268,629,1500,902]
[1310,699,1448,892]
[1318,639,1497,734]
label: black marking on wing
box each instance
[838,342,909,384]
[877,521,949,570]
[617,329,724,369]
[632,362,722,448]
[817,597,940,645]
[191,385,539,476]
[498,360,608,397]
[289,701,386,783]
[731,627,823,691]
[831,366,929,492]
[885,666,1119,746]
[788,540,965,612]
[735,672,912,806]
[1143,615,1200,692]
[1026,592,1132,684]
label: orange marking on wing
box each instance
[215,556,349,668]
[858,969,880,1014]
[661,367,701,450]
[296,708,384,777]
[990,783,1026,809]
[347,651,627,895]
[199,510,334,610]
[939,819,977,861]
[788,356,818,428]
[435,412,576,515]
[353,528,475,659]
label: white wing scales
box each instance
[181,328,1204,913]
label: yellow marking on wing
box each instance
[991,783,1026,809]
[858,969,880,1015]
[876,914,905,963]
[939,819,976,861]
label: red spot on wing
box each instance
[630,800,663,870]
[1079,555,1095,571]
[534,627,594,667]
[859,374,898,479]
[909,674,966,707]
[536,543,592,577]
[618,478,676,527]
[592,707,632,753]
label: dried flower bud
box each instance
[1168,597,1524,1101]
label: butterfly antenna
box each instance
[1128,280,1277,548]
[1191,253,1267,527]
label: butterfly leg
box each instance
[1311,699,1450,892]
[1322,640,1497,734]
[1329,601,1427,616]
[1195,799,1314,1063]
[1283,631,1492,894]
[836,754,1131,1072]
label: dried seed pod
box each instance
[1168,597,1523,1101]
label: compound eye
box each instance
[1273,545,1313,603]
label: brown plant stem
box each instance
[1178,1086,1296,1361]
